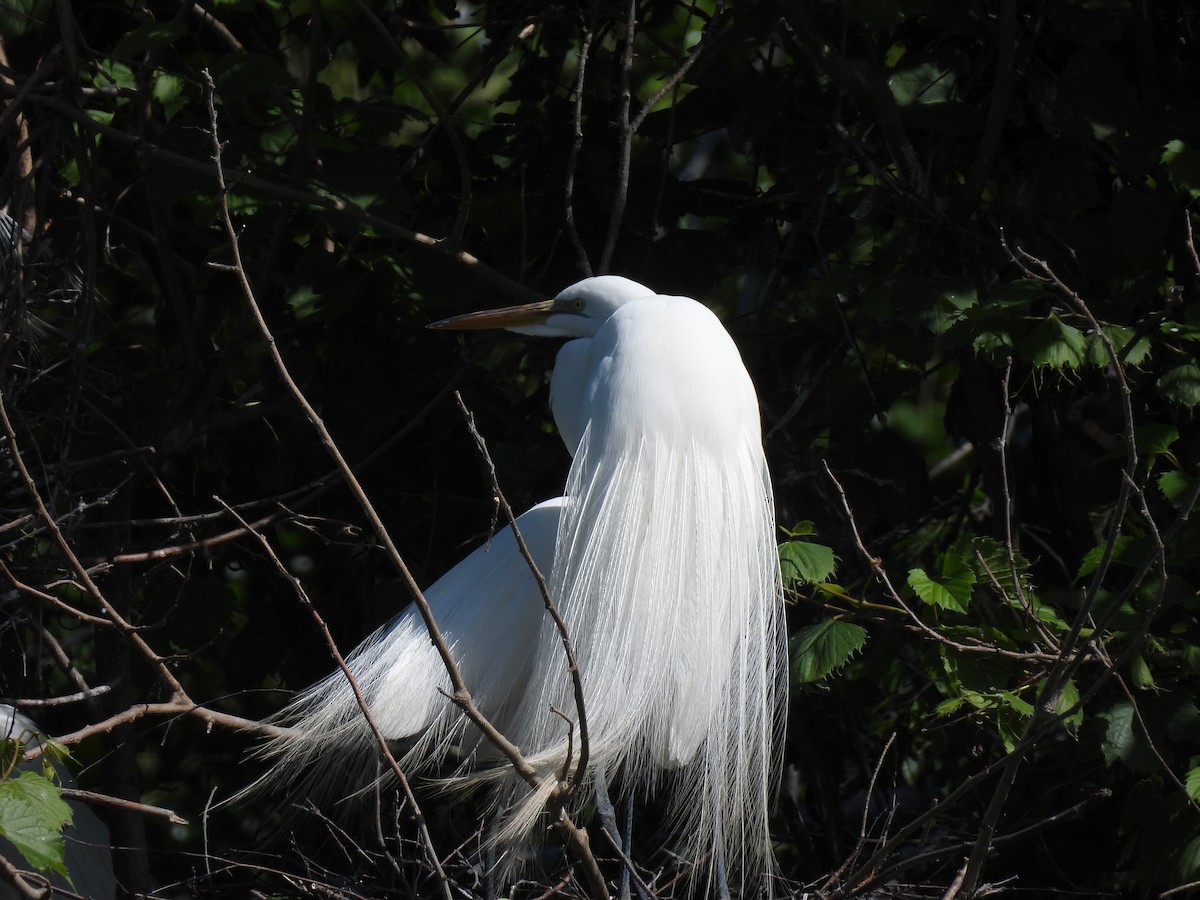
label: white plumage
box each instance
[255,276,785,893]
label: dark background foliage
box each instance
[1,0,1199,896]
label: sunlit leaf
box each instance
[0,771,73,880]
[1162,139,1200,198]
[790,619,867,683]
[1159,471,1197,509]
[1086,325,1151,367]
[1159,364,1200,408]
[1056,679,1084,730]
[1130,652,1156,690]
[889,62,956,106]
[1020,314,1087,369]
[1186,767,1200,803]
[909,552,975,613]
[779,540,838,585]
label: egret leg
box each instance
[483,824,497,900]
[592,768,626,899]
[620,791,651,900]
[592,769,650,900]
[713,834,731,900]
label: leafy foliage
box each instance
[0,0,1198,897]
[0,772,73,882]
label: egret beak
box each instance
[427,298,556,331]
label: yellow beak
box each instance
[427,298,556,331]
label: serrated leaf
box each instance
[790,619,867,683]
[1161,319,1200,343]
[1056,679,1084,730]
[1003,690,1035,717]
[0,771,73,879]
[1186,767,1200,803]
[780,521,817,538]
[112,20,186,56]
[935,696,964,716]
[1134,424,1180,470]
[1086,325,1151,367]
[889,62,956,106]
[1178,836,1200,882]
[1130,652,1156,690]
[1077,534,1146,580]
[1162,139,1200,198]
[908,552,975,613]
[779,540,837,585]
[997,703,1029,753]
[1159,364,1200,408]
[1159,471,1196,509]
[1098,701,1155,770]
[1021,314,1087,369]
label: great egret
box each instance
[255,276,785,894]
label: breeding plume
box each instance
[256,276,785,892]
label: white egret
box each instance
[255,276,785,894]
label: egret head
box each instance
[428,275,655,338]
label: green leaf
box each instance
[997,703,1027,753]
[790,619,868,683]
[889,62,956,106]
[287,286,323,320]
[1135,424,1180,467]
[1056,679,1084,730]
[0,0,52,39]
[1177,835,1200,882]
[908,552,975,613]
[1077,534,1153,579]
[1162,139,1200,198]
[1099,701,1136,766]
[1186,766,1200,803]
[1020,314,1087,369]
[1098,701,1157,772]
[1130,652,1156,690]
[0,771,73,880]
[1085,325,1151,367]
[1159,364,1200,408]
[780,521,817,538]
[112,20,186,56]
[1159,471,1197,509]
[779,540,838,585]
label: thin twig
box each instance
[60,787,187,825]
[214,496,451,897]
[822,461,1051,661]
[202,69,606,899]
[454,392,592,789]
[10,87,536,299]
[30,700,286,759]
[352,0,473,247]
[564,3,598,276]
[0,852,46,900]
[599,0,638,272]
[13,686,112,708]
[0,388,187,698]
[819,732,897,893]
